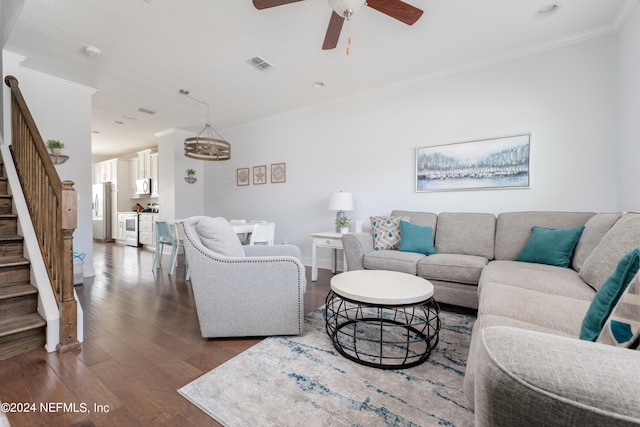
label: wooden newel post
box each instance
[57,180,81,353]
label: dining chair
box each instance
[248,222,275,245]
[240,219,268,245]
[152,221,178,275]
[230,219,248,244]
[173,220,190,279]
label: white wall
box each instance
[204,35,621,268]
[0,0,23,48]
[157,128,205,221]
[0,0,24,139]
[618,4,640,212]
[18,69,96,277]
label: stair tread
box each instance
[0,257,30,267]
[0,313,46,338]
[0,234,23,242]
[0,284,37,300]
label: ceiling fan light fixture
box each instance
[328,0,366,19]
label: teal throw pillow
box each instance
[399,220,435,255]
[515,225,585,268]
[580,247,640,341]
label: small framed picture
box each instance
[253,165,267,185]
[271,163,286,183]
[236,168,250,186]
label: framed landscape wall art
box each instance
[416,133,531,192]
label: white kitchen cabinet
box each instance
[138,213,158,246]
[150,152,159,198]
[130,149,156,198]
[137,149,152,179]
[129,158,139,198]
[93,158,119,188]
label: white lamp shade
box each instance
[328,0,366,16]
[328,192,354,211]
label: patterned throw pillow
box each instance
[370,216,409,251]
[597,271,640,349]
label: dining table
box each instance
[231,223,256,234]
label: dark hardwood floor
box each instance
[0,242,331,426]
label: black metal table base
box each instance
[324,290,440,369]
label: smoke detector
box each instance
[84,45,102,57]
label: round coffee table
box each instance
[324,270,440,369]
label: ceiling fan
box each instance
[252,0,423,50]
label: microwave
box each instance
[135,178,152,195]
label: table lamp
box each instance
[328,191,353,231]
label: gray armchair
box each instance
[180,216,306,338]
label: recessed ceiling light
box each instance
[124,114,142,121]
[534,4,560,18]
[312,81,325,88]
[83,45,102,57]
[138,107,156,115]
[114,120,124,125]
[92,130,101,134]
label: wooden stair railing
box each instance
[4,75,80,353]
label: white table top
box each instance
[231,224,256,234]
[310,231,344,238]
[330,270,434,305]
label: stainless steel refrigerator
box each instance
[92,182,114,242]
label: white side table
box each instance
[310,231,346,282]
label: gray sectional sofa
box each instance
[342,210,640,425]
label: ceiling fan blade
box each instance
[252,0,304,10]
[366,0,423,25]
[322,11,345,50]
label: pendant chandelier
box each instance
[180,89,231,161]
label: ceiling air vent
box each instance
[246,56,274,71]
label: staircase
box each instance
[0,157,46,360]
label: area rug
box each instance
[178,306,476,426]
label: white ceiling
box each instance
[5,0,637,159]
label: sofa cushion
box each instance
[479,282,591,335]
[370,216,409,251]
[480,261,596,301]
[417,254,488,285]
[429,279,480,309]
[597,272,640,348]
[390,210,438,228]
[494,211,595,261]
[434,212,496,259]
[474,326,640,426]
[514,225,585,268]
[579,212,640,290]
[580,247,640,341]
[462,314,576,410]
[572,213,622,272]
[399,220,435,255]
[363,250,425,275]
[196,217,245,257]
